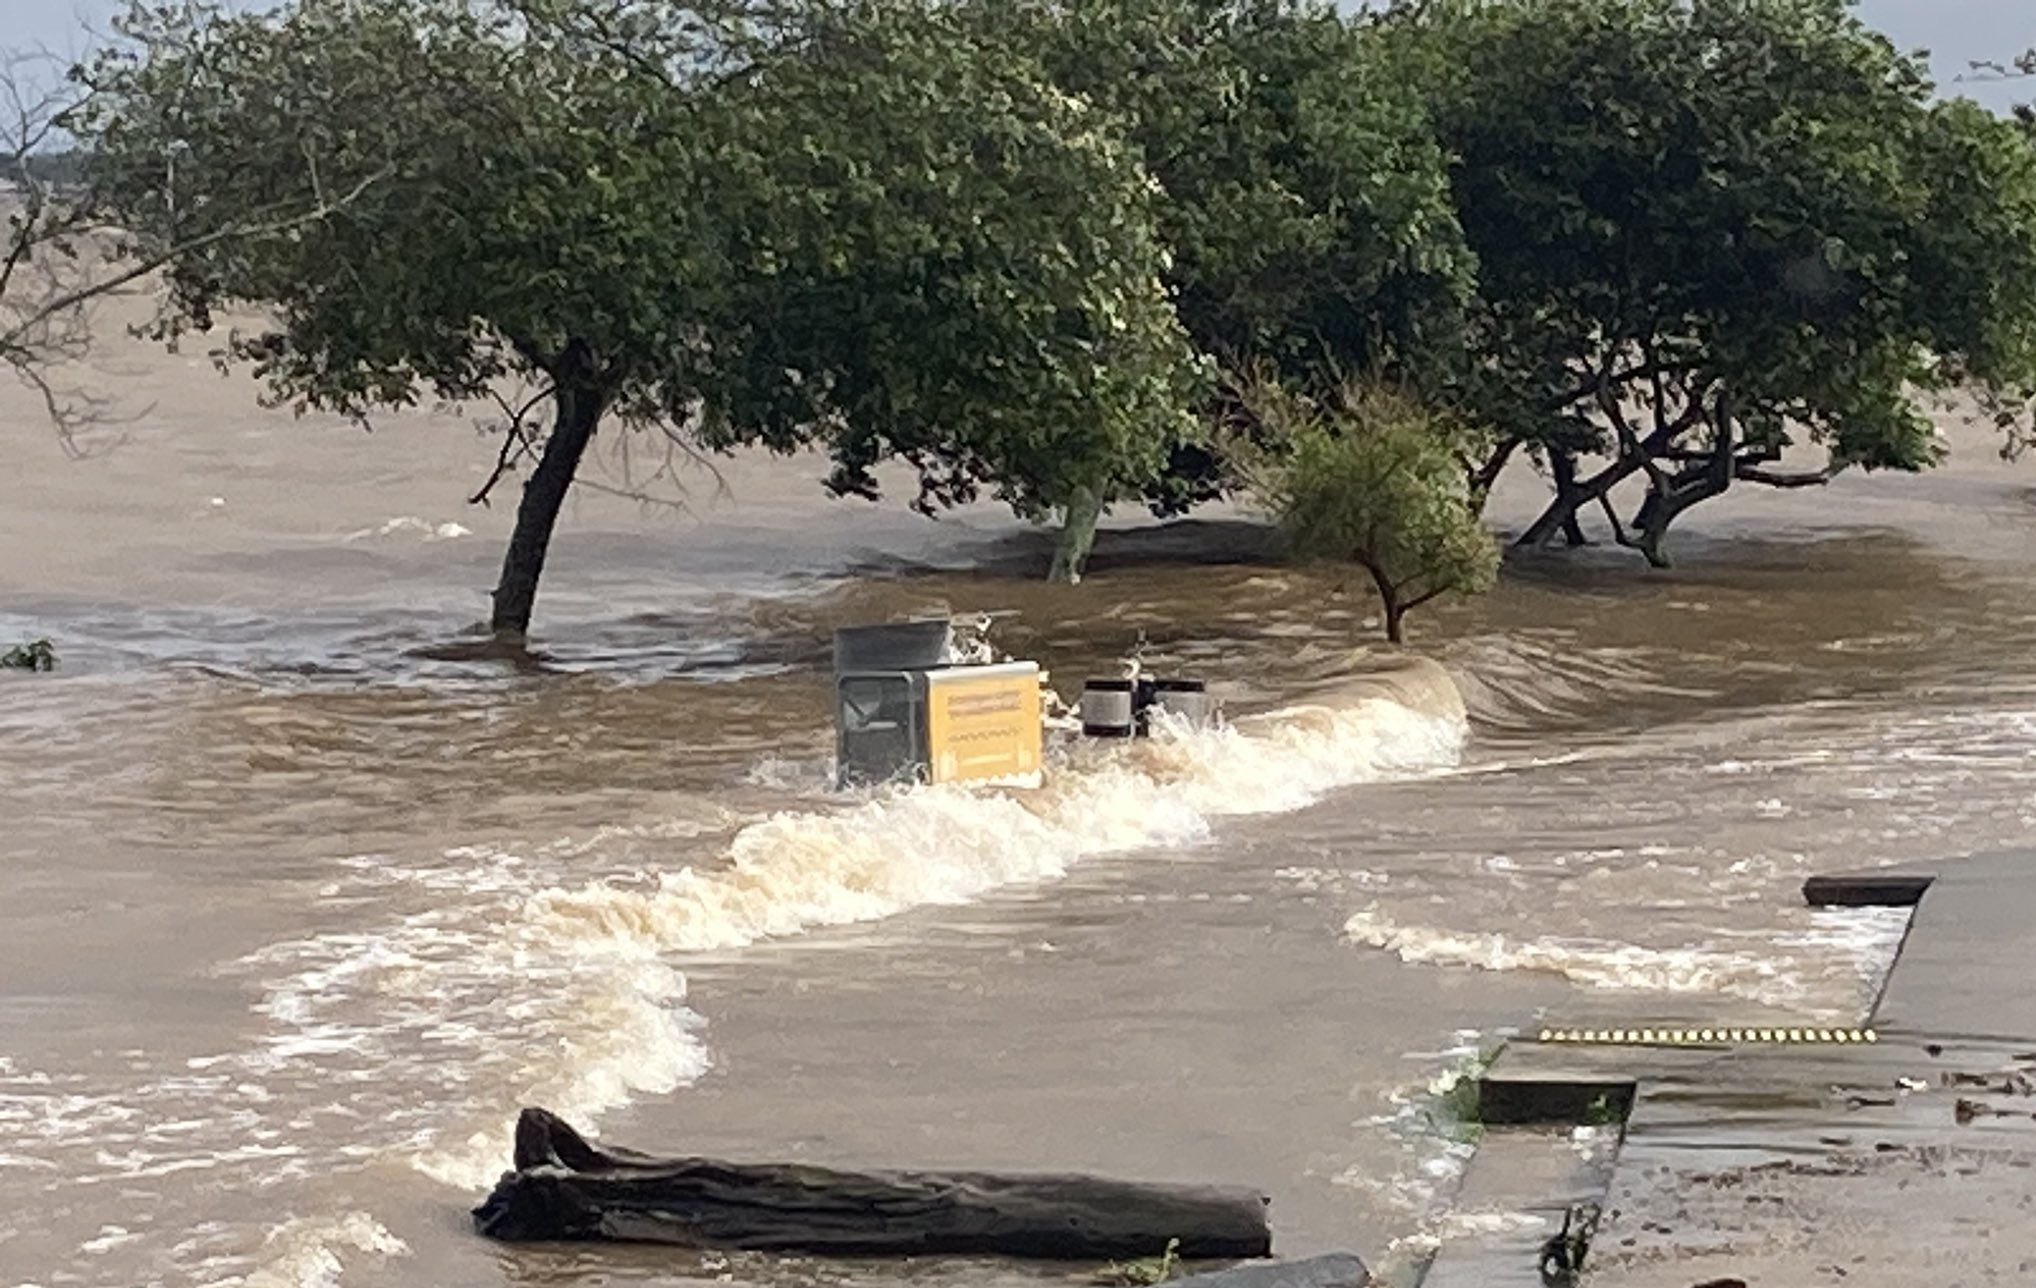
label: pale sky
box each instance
[4,0,2031,111]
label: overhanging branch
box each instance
[0,164,391,357]
[468,382,557,505]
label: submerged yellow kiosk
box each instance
[833,621,1044,788]
[924,662,1044,786]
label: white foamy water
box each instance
[240,836,729,1194]
[1343,903,1911,1017]
[1336,1030,1491,1218]
[529,693,1466,962]
[12,289,2036,1288]
[429,689,1457,1181]
[238,1214,410,1288]
[0,682,1466,1288]
[339,516,473,543]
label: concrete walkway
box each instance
[1423,849,2036,1287]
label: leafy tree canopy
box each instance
[79,0,762,419]
[696,0,1208,583]
[971,0,1476,518]
[77,0,781,636]
[994,0,1471,374]
[1389,0,2036,564]
[74,0,1212,619]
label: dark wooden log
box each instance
[1169,1252,1370,1288]
[1802,872,1936,908]
[474,1108,1274,1260]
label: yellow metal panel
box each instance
[924,664,1043,786]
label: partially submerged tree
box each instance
[1237,377,1497,643]
[78,0,1211,622]
[700,1,1206,584]
[971,0,1474,520]
[76,0,804,640]
[1392,0,2036,565]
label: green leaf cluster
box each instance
[1093,1237,1184,1286]
[75,0,747,415]
[1238,377,1498,641]
[979,0,1475,515]
[698,1,1207,524]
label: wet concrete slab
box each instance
[1433,848,2036,1286]
[1873,850,2036,1043]
[1420,1128,1616,1288]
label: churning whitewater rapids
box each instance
[6,327,2036,1288]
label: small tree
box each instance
[1240,378,1497,643]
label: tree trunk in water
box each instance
[1631,396,1735,570]
[1368,563,1406,644]
[1517,452,1612,549]
[1047,485,1103,584]
[1516,493,1580,551]
[1633,489,1674,569]
[491,377,606,642]
[1518,452,1649,550]
[1550,452,1589,547]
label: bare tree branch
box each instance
[4,167,387,355]
[1962,50,2036,84]
[1,43,387,454]
[467,381,555,505]
[588,413,733,514]
[1594,490,1636,548]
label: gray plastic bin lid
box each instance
[832,620,954,674]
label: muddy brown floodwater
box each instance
[4,324,2035,1288]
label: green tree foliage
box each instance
[969,0,1474,520]
[76,0,1210,617]
[1003,1,1469,372]
[58,0,2036,652]
[75,0,777,640]
[4,45,357,451]
[1391,0,2036,566]
[1237,377,1498,643]
[698,1,1207,584]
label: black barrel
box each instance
[1080,679,1137,737]
[1148,678,1213,732]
